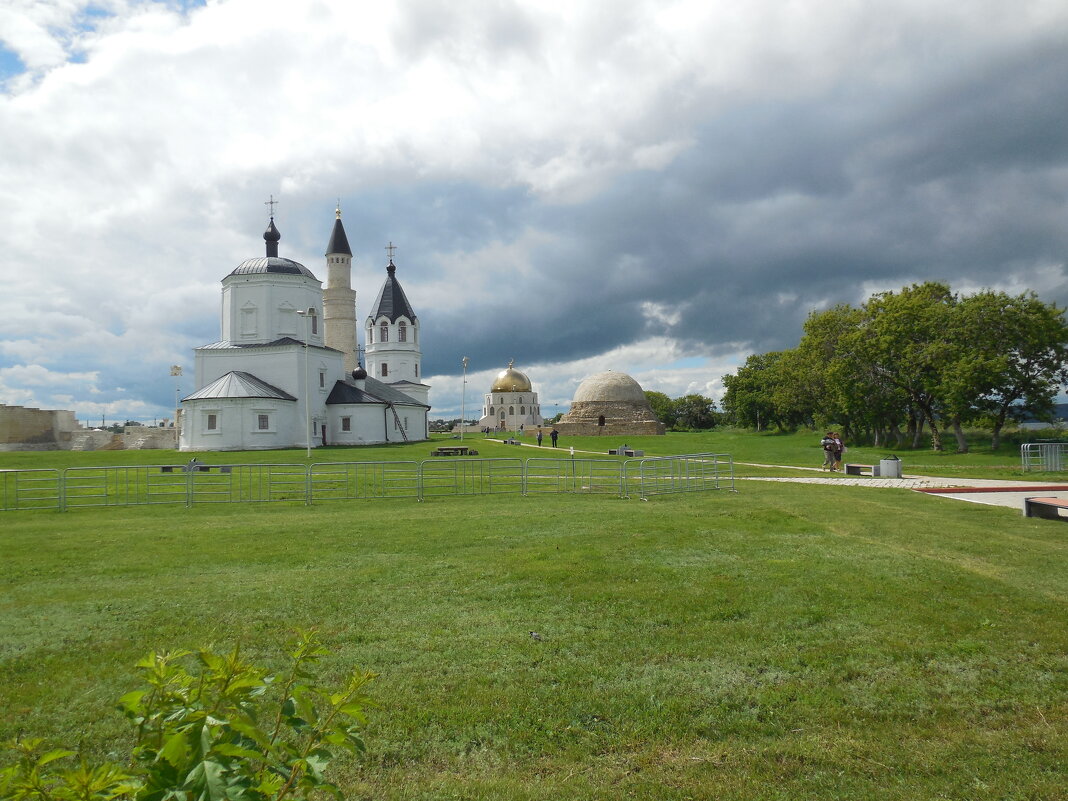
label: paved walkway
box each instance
[736,462,1068,511]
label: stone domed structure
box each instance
[555,371,665,436]
[478,361,543,431]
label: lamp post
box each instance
[460,356,469,441]
[170,365,182,438]
[296,309,311,458]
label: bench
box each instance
[845,463,874,476]
[431,446,470,457]
[1023,496,1068,519]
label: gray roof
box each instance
[197,338,342,352]
[326,375,429,408]
[229,257,318,279]
[183,371,297,402]
[368,261,417,322]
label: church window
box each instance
[341,417,351,432]
[398,321,407,342]
[500,409,505,419]
[258,414,270,430]
[381,363,388,377]
[206,414,217,431]
[519,397,523,404]
[380,322,389,342]
[240,306,257,336]
[520,406,526,415]
[319,370,326,389]
[311,314,318,335]
[367,325,373,344]
[509,406,514,415]
[414,364,418,377]
[489,406,494,416]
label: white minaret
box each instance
[322,206,358,373]
[364,243,429,405]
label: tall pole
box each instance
[170,365,182,440]
[297,310,311,458]
[460,356,469,441]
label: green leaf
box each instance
[158,731,189,768]
[211,744,262,762]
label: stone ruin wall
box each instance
[0,404,177,451]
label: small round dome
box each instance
[352,366,367,380]
[491,362,532,393]
[572,371,647,404]
[264,219,281,243]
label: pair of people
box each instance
[820,431,845,471]
[536,428,559,447]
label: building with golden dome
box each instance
[554,370,665,436]
[478,361,544,431]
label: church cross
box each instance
[264,194,278,218]
[385,241,397,261]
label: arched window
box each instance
[380,322,389,342]
[489,406,495,416]
[509,406,515,415]
[520,406,526,415]
[500,409,505,419]
[367,324,373,344]
[398,321,407,342]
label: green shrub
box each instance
[1,632,374,801]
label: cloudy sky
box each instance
[2,0,1067,423]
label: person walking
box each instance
[820,432,836,471]
[550,428,559,447]
[832,432,845,471]
[536,427,544,447]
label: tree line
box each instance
[720,282,1068,452]
[644,391,720,430]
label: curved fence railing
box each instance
[1021,442,1068,473]
[0,453,734,512]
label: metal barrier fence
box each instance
[0,468,62,511]
[524,457,625,495]
[625,453,734,499]
[309,460,420,502]
[0,453,734,512]
[420,457,524,497]
[1021,442,1068,473]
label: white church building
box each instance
[179,208,430,451]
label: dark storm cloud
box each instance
[413,35,1068,370]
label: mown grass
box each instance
[2,426,1045,481]
[2,481,1067,800]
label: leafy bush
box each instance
[1,632,375,801]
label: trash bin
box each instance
[879,456,902,479]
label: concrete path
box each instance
[736,462,1068,511]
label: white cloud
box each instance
[1,0,1067,424]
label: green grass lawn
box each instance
[2,479,1066,799]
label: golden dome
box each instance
[491,360,533,393]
